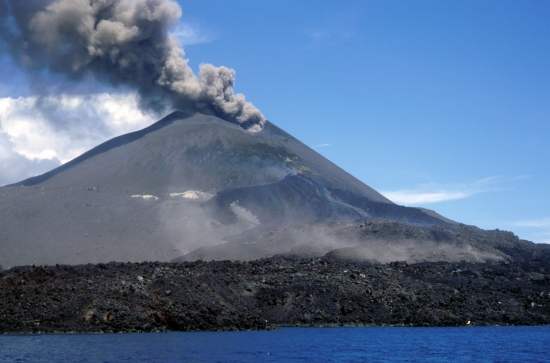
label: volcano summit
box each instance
[0,112,540,268]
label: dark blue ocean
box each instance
[1,326,549,362]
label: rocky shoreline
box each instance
[1,256,549,333]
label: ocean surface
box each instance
[1,326,549,362]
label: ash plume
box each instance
[0,0,265,131]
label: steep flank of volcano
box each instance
[13,112,392,204]
[1,112,457,267]
[12,111,194,188]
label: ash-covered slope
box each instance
[1,112,456,267]
[12,112,390,201]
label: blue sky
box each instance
[0,0,549,243]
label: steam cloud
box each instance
[0,0,265,131]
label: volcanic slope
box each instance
[2,112,466,267]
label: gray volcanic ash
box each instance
[0,0,264,130]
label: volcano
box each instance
[0,112,538,267]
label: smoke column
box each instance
[0,0,265,131]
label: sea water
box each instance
[1,326,549,362]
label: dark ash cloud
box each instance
[0,0,265,131]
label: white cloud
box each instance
[513,218,550,228]
[534,232,550,244]
[312,143,330,149]
[0,93,157,186]
[304,10,357,46]
[472,176,501,185]
[0,129,60,186]
[380,176,525,206]
[305,28,354,47]
[382,177,546,245]
[508,222,550,244]
[170,22,216,45]
[381,190,472,204]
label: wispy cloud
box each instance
[510,219,550,244]
[473,176,501,185]
[170,22,216,45]
[381,190,472,204]
[513,218,550,228]
[306,29,354,45]
[312,143,330,149]
[0,93,156,185]
[304,10,358,46]
[380,176,527,205]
